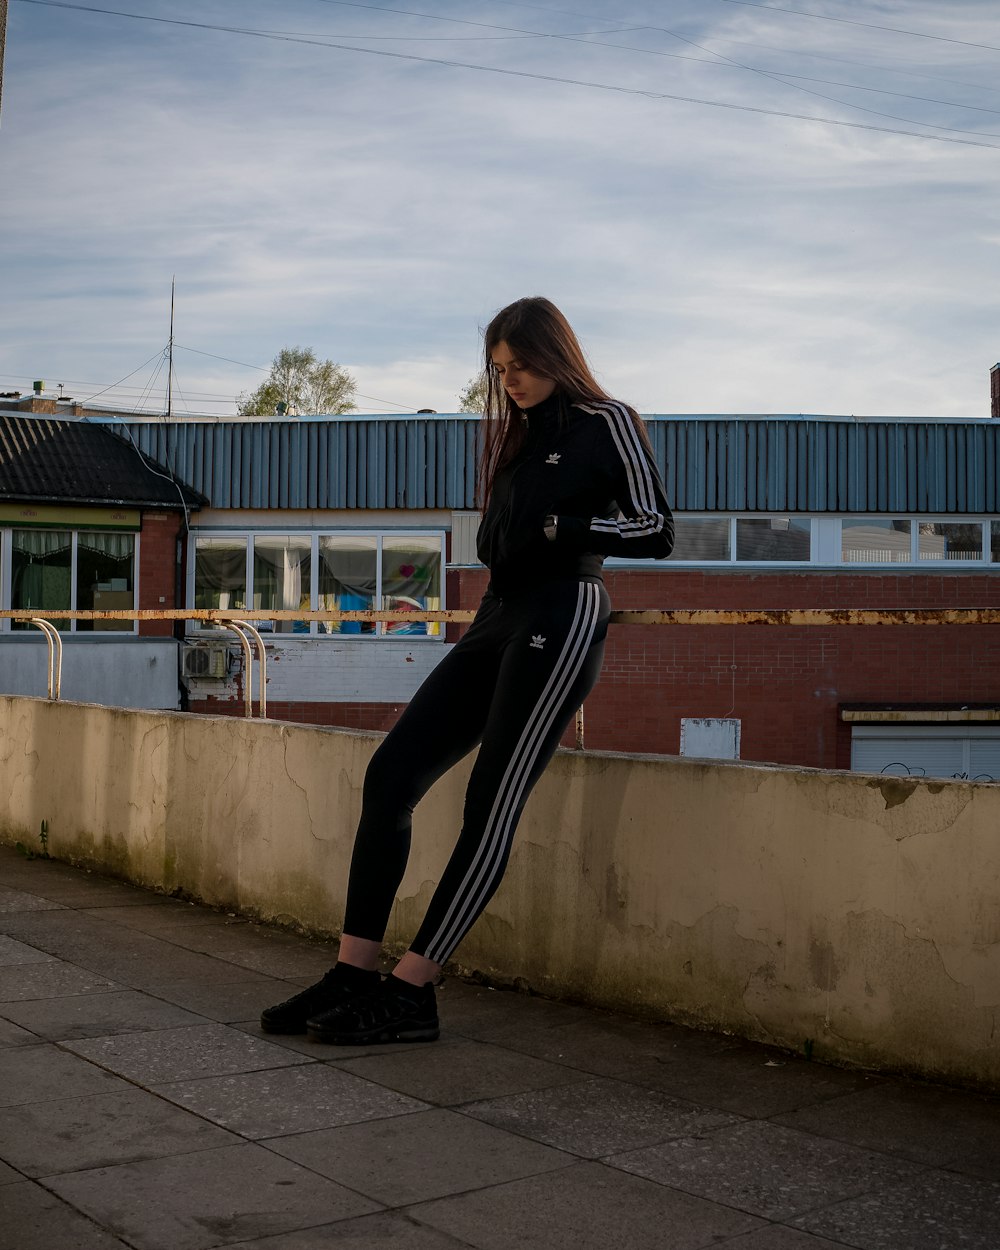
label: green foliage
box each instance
[237,347,357,416]
[458,372,488,414]
[16,820,50,861]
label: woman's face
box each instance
[490,340,557,410]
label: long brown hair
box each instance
[477,297,651,507]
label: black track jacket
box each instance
[477,394,674,595]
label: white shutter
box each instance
[851,727,1000,782]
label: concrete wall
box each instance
[184,636,450,707]
[0,640,180,709]
[1,694,998,1091]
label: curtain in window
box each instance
[319,537,377,634]
[253,536,311,633]
[194,537,247,627]
[77,532,135,632]
[11,529,71,629]
[382,537,442,636]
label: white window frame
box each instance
[609,514,1000,569]
[0,527,139,635]
[187,528,447,639]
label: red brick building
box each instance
[3,399,998,780]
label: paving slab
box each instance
[0,1043,131,1107]
[439,981,595,1039]
[0,915,279,989]
[0,1015,40,1047]
[45,1141,382,1250]
[0,887,65,916]
[265,1107,572,1205]
[464,1074,743,1158]
[717,1228,854,1249]
[793,1168,1000,1250]
[507,1015,881,1118]
[0,959,119,1002]
[225,1211,475,1249]
[409,1158,764,1250]
[1,847,998,1250]
[144,975,304,1023]
[0,1160,23,1185]
[62,1022,313,1084]
[0,1087,238,1176]
[0,1180,132,1249]
[153,1063,427,1138]
[607,1119,923,1221]
[773,1078,1000,1176]
[0,935,57,966]
[0,988,208,1040]
[332,1037,585,1106]
[80,901,242,933]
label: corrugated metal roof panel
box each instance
[105,415,1000,515]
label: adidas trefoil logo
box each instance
[530,635,546,650]
[545,452,561,464]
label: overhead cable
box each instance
[13,0,1000,149]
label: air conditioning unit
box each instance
[180,643,229,680]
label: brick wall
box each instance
[185,564,1000,771]
[138,512,185,637]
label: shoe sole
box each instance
[307,1023,440,1045]
[259,1019,309,1035]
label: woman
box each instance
[262,296,674,1045]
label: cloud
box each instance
[1,0,998,417]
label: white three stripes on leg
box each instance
[423,583,601,964]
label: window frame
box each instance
[607,514,999,569]
[0,527,139,635]
[187,528,447,639]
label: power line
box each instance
[638,23,1000,139]
[718,1,1000,55]
[483,0,1000,95]
[13,0,1000,149]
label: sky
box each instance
[1,0,998,418]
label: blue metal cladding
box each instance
[112,416,1000,515]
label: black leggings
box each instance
[343,579,611,966]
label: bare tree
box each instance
[237,347,357,416]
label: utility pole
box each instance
[166,276,175,419]
[1,0,8,124]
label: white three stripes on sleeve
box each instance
[574,401,666,540]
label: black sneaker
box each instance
[306,974,439,1045]
[260,965,380,1034]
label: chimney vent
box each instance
[992,363,1000,419]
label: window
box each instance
[193,537,247,629]
[667,517,731,562]
[11,529,71,630]
[76,533,136,632]
[191,530,445,637]
[917,522,985,562]
[598,514,1000,568]
[842,518,911,564]
[319,536,377,635]
[253,535,311,634]
[382,535,442,636]
[8,529,135,632]
[736,517,811,562]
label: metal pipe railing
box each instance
[28,619,62,699]
[230,620,268,720]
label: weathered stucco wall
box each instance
[2,694,998,1090]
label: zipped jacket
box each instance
[477,394,674,595]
